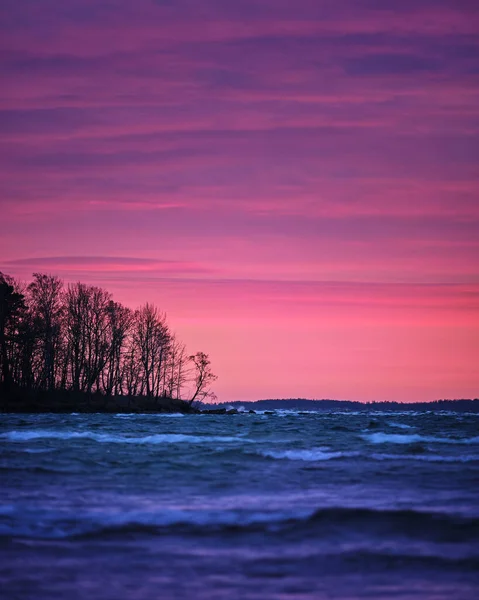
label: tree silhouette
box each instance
[0,273,26,390]
[0,271,216,408]
[188,352,218,405]
[27,273,63,391]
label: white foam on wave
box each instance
[152,413,185,417]
[361,432,479,445]
[275,410,301,417]
[258,448,358,461]
[114,413,185,418]
[243,409,316,417]
[1,430,246,445]
[362,433,426,444]
[388,422,414,430]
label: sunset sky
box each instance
[1,0,478,402]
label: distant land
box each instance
[218,399,479,413]
[2,390,478,414]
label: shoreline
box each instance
[1,388,478,415]
[0,388,200,415]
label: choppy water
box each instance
[1,410,479,599]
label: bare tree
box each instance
[84,285,111,393]
[27,274,64,390]
[0,273,26,390]
[1,271,218,407]
[64,283,111,392]
[188,352,217,406]
[123,342,142,397]
[65,283,89,392]
[13,300,36,389]
[102,301,132,396]
[132,304,171,398]
[165,335,189,399]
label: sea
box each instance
[1,410,479,599]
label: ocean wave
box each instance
[276,410,316,417]
[114,413,185,418]
[0,430,246,445]
[2,506,478,544]
[18,447,55,454]
[0,505,15,515]
[370,453,479,463]
[308,550,479,570]
[0,507,309,539]
[330,424,356,432]
[257,446,479,464]
[362,432,479,445]
[0,464,78,475]
[243,409,317,416]
[149,413,185,417]
[362,433,432,444]
[258,448,359,461]
[388,422,414,430]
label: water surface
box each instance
[1,410,478,599]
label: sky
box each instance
[1,0,478,402]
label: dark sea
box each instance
[1,410,479,600]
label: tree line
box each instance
[0,272,216,405]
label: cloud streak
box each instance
[1,0,478,400]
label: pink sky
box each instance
[1,0,478,401]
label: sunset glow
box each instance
[1,0,478,401]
